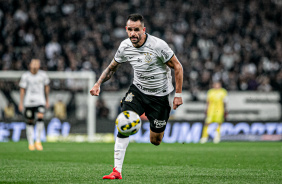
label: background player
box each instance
[19,59,50,151]
[200,81,228,144]
[90,14,183,179]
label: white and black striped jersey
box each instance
[19,70,50,107]
[114,33,174,96]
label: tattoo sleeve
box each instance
[97,59,120,85]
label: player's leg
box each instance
[24,107,35,150]
[112,132,129,178]
[103,85,144,179]
[150,130,164,146]
[35,106,45,150]
[213,115,224,144]
[200,116,212,144]
[145,94,171,146]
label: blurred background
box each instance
[0,0,281,143]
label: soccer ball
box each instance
[115,110,142,136]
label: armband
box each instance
[175,93,182,98]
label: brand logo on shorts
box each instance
[154,119,167,128]
[125,92,134,102]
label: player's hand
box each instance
[90,83,100,96]
[18,103,23,112]
[173,97,183,110]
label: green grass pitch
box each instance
[0,141,281,184]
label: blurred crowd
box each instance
[0,0,282,92]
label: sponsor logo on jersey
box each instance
[140,76,155,80]
[137,58,142,62]
[125,92,134,102]
[154,119,167,128]
[161,50,169,59]
[136,72,155,80]
[144,53,152,63]
[136,84,158,93]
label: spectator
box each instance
[45,36,61,60]
[0,0,281,92]
[257,76,272,92]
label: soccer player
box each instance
[90,14,183,179]
[200,81,228,144]
[19,59,50,151]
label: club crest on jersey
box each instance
[144,53,152,63]
[125,92,134,102]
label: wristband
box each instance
[175,93,182,98]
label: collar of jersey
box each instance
[134,33,148,48]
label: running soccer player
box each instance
[200,81,228,144]
[90,14,183,179]
[19,59,50,151]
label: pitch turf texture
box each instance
[0,142,281,184]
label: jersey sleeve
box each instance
[114,42,127,63]
[44,72,50,85]
[19,73,27,89]
[157,40,174,63]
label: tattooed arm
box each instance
[90,59,121,96]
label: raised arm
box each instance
[90,59,121,96]
[166,55,183,110]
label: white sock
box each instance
[36,121,44,142]
[26,125,34,145]
[114,137,129,173]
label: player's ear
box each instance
[143,27,146,33]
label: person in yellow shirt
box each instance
[200,81,228,144]
[4,102,15,120]
[54,99,67,120]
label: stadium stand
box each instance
[0,0,281,93]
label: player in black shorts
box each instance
[24,106,46,121]
[90,14,183,179]
[120,84,171,135]
[19,59,50,151]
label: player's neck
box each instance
[133,33,147,48]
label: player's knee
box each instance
[26,120,34,125]
[150,137,162,146]
[37,113,44,119]
[151,140,161,146]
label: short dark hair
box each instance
[127,14,144,25]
